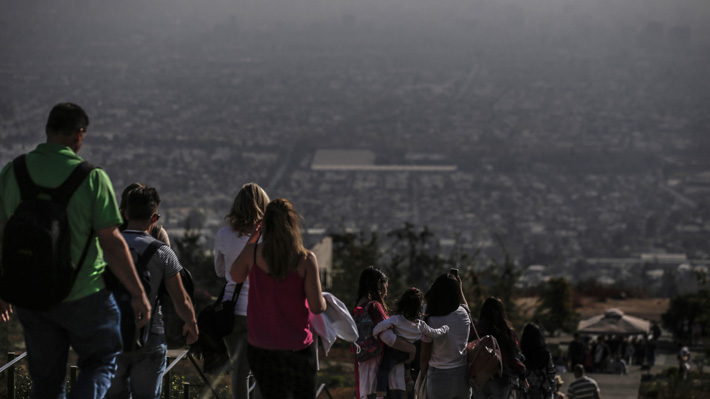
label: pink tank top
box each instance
[246,250,312,350]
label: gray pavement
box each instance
[556,353,673,399]
[547,332,680,399]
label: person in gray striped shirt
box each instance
[567,365,601,399]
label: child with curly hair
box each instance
[373,287,450,399]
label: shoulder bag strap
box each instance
[215,282,227,303]
[471,321,482,341]
[231,282,243,303]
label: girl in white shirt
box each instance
[373,287,450,399]
[214,183,269,399]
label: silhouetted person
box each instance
[0,102,151,399]
[567,365,601,399]
[568,333,586,370]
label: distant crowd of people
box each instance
[567,326,662,376]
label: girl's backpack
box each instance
[467,324,503,390]
[352,302,384,362]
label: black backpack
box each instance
[0,155,95,310]
[105,239,164,352]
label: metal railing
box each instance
[0,352,27,399]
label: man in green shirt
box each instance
[0,103,151,399]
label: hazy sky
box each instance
[2,0,709,37]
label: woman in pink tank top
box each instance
[230,198,326,399]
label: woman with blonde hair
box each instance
[230,198,326,399]
[214,182,269,399]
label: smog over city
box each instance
[2,0,709,289]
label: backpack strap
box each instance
[53,161,96,205]
[12,155,39,201]
[136,240,165,271]
[135,239,165,332]
[57,161,96,275]
[13,155,97,205]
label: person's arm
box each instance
[303,251,326,314]
[420,341,432,376]
[372,317,396,337]
[454,273,469,312]
[97,226,151,328]
[380,329,416,363]
[0,221,10,322]
[247,223,262,243]
[0,300,10,322]
[420,320,450,338]
[229,243,255,283]
[164,272,198,345]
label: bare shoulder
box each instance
[305,250,317,263]
[296,251,318,276]
[303,251,319,269]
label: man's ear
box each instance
[71,128,85,151]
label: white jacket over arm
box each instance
[373,314,449,342]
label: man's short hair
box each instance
[574,364,585,375]
[45,103,89,136]
[126,187,161,221]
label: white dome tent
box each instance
[577,308,651,335]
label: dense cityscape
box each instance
[1,0,709,292]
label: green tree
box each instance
[534,277,579,334]
[173,226,206,269]
[662,271,710,343]
[462,266,486,319]
[481,237,522,325]
[449,237,485,316]
[661,288,710,343]
[386,223,446,298]
[329,225,526,325]
[330,229,382,308]
[330,224,489,311]
[172,226,217,311]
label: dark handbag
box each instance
[195,282,243,374]
[198,235,258,339]
[197,282,241,339]
[195,238,257,374]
